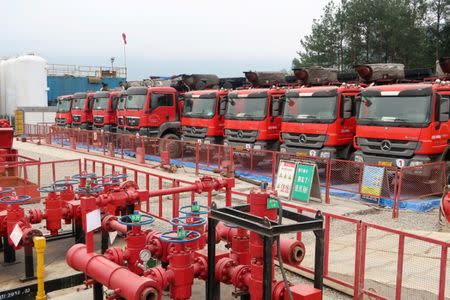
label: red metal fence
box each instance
[80,158,448,300]
[22,124,447,219]
[3,146,446,299]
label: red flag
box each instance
[122,33,127,45]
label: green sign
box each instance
[267,196,280,209]
[291,163,321,203]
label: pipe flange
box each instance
[215,257,236,284]
[230,264,250,290]
[104,247,124,265]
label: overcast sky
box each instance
[1,0,329,80]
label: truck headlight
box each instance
[354,154,363,162]
[253,145,262,150]
[320,151,331,158]
[280,147,287,153]
[224,142,229,147]
[204,140,211,144]
[409,160,423,167]
[309,150,317,157]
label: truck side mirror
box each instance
[439,96,449,122]
[342,96,353,119]
[219,99,227,115]
[271,100,280,117]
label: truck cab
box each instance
[71,92,95,129]
[123,86,180,139]
[280,84,360,158]
[92,90,121,132]
[181,89,228,144]
[354,82,450,168]
[55,95,73,127]
[224,87,285,151]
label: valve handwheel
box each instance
[38,185,67,193]
[0,194,32,205]
[72,172,97,180]
[94,173,127,185]
[0,187,14,195]
[75,185,104,195]
[169,216,207,228]
[159,227,201,244]
[118,211,154,227]
[179,201,210,216]
[54,178,79,186]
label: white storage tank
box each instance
[15,55,47,109]
[4,57,17,115]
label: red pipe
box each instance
[102,215,127,234]
[66,244,160,300]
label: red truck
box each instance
[280,67,361,159]
[181,89,228,144]
[224,72,287,152]
[123,86,181,138]
[71,92,95,130]
[92,90,122,132]
[55,95,73,127]
[354,82,450,169]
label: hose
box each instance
[275,196,293,300]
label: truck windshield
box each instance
[283,96,337,122]
[57,99,71,113]
[184,97,216,118]
[118,98,125,110]
[72,98,85,110]
[358,95,431,126]
[126,94,147,110]
[93,97,109,110]
[225,97,267,120]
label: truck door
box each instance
[149,92,176,126]
[338,95,358,144]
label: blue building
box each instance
[46,64,126,105]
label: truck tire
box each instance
[160,133,181,159]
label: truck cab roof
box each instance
[286,85,361,97]
[184,89,228,99]
[362,83,433,97]
[229,88,285,98]
[127,86,177,95]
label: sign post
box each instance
[275,160,297,199]
[291,163,322,203]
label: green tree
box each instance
[293,0,446,71]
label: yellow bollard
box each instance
[33,236,47,300]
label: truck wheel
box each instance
[160,133,181,159]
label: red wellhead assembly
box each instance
[62,174,324,300]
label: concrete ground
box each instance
[3,140,449,299]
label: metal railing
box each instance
[47,64,127,78]
[23,124,447,219]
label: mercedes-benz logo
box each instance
[299,134,307,144]
[237,130,244,138]
[380,140,391,152]
[191,127,196,134]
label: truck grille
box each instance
[126,117,140,126]
[224,129,258,143]
[182,126,207,138]
[357,138,419,157]
[281,133,326,149]
[93,116,104,124]
[72,115,81,123]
